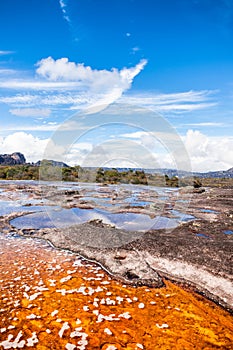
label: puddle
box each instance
[196,233,210,239]
[0,199,57,217]
[2,181,194,232]
[223,230,233,235]
[199,209,219,214]
[11,207,182,232]
[170,210,195,222]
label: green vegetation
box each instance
[2,162,230,188]
[96,168,148,185]
[0,165,39,180]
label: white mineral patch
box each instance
[104,328,112,335]
[106,298,115,305]
[51,310,58,317]
[106,346,117,350]
[116,296,124,303]
[70,327,83,337]
[59,322,70,338]
[138,303,145,309]
[65,343,76,350]
[77,287,87,295]
[0,331,25,349]
[118,312,131,319]
[136,344,144,349]
[87,287,95,295]
[96,313,120,323]
[73,260,83,267]
[34,286,49,291]
[60,275,72,283]
[29,292,41,301]
[14,276,21,281]
[156,323,169,329]
[49,279,56,286]
[26,332,39,347]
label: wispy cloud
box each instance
[120,90,217,112]
[0,69,16,75]
[0,57,218,118]
[131,46,140,54]
[0,80,79,90]
[9,108,51,118]
[59,0,71,23]
[0,50,15,56]
[183,122,225,127]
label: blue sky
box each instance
[0,0,233,171]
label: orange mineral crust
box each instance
[0,234,233,350]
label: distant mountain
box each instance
[35,159,69,168]
[103,167,233,179]
[144,167,233,179]
[0,152,26,165]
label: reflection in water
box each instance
[11,207,193,232]
[0,232,233,349]
[1,181,192,232]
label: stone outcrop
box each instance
[35,159,69,168]
[0,152,26,165]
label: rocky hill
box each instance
[0,152,26,165]
[35,159,69,168]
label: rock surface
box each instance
[0,152,26,165]
[1,182,233,311]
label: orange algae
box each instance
[0,234,233,350]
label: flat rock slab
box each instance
[2,185,233,312]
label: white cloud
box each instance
[120,90,217,112]
[35,57,147,92]
[120,129,233,172]
[65,142,93,166]
[9,108,51,118]
[0,132,63,163]
[0,129,232,172]
[184,130,233,172]
[0,57,147,112]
